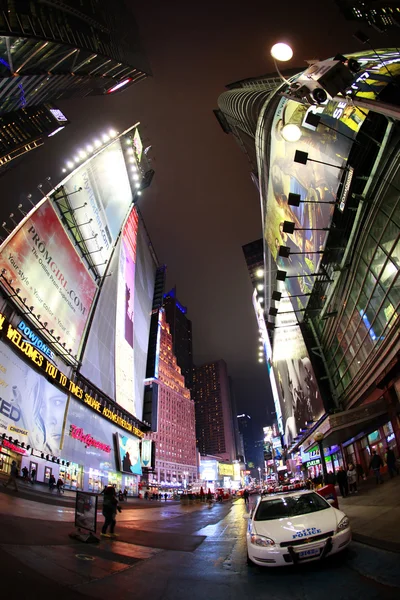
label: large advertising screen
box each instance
[261,49,400,319]
[0,200,96,356]
[271,289,325,446]
[115,208,139,416]
[62,139,133,277]
[116,433,142,475]
[0,341,68,455]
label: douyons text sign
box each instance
[0,312,144,437]
[0,200,96,356]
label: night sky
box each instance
[0,1,394,436]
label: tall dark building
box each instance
[163,287,193,390]
[0,104,70,172]
[192,359,236,461]
[335,1,400,31]
[237,414,255,467]
[0,0,150,115]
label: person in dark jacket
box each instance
[336,466,348,498]
[243,489,250,505]
[386,447,399,478]
[101,484,120,537]
[369,450,384,484]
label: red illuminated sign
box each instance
[1,439,27,455]
[69,425,111,453]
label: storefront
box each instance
[343,419,398,473]
[0,439,30,475]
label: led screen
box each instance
[116,433,142,475]
[0,200,96,355]
[62,138,133,277]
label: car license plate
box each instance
[298,548,320,559]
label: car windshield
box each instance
[254,493,330,521]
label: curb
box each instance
[352,532,400,554]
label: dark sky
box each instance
[0,1,393,434]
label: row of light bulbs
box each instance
[62,128,118,173]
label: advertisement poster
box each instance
[0,341,68,455]
[116,433,142,475]
[62,139,133,277]
[115,208,139,416]
[272,292,324,446]
[0,200,96,356]
[141,439,152,468]
[75,491,98,533]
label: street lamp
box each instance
[270,42,293,85]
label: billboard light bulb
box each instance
[257,284,263,291]
[258,358,263,363]
[86,144,94,152]
[109,129,117,137]
[127,148,134,155]
[256,269,264,278]
[62,168,66,173]
[135,183,141,189]
[74,156,80,163]
[102,134,110,143]
[129,157,135,164]
[79,150,87,159]
[281,124,302,142]
[66,161,74,169]
[133,174,139,181]
[137,191,142,196]
[94,139,102,148]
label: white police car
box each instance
[246,490,351,567]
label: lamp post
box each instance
[314,432,328,485]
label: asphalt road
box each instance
[0,497,398,600]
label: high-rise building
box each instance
[144,309,197,487]
[335,1,400,31]
[192,359,236,461]
[0,104,70,173]
[0,0,150,115]
[217,47,400,475]
[163,287,193,390]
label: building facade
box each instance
[144,309,197,489]
[335,1,400,31]
[0,104,70,173]
[0,0,149,115]
[217,48,400,477]
[192,359,237,461]
[163,287,194,390]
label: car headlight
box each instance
[250,534,275,547]
[336,516,350,532]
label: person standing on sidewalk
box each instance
[243,489,250,505]
[369,450,384,484]
[336,466,348,497]
[386,447,399,478]
[101,484,121,537]
[30,468,36,484]
[4,461,19,492]
[347,464,358,494]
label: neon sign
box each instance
[2,439,28,455]
[69,425,111,453]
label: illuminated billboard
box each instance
[115,208,139,416]
[260,49,400,318]
[62,139,133,277]
[0,341,68,455]
[116,433,142,475]
[272,289,325,445]
[0,200,96,355]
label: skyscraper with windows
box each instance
[163,287,193,390]
[0,0,150,115]
[0,104,70,173]
[335,1,400,31]
[144,309,197,487]
[192,359,236,461]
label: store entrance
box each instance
[59,462,83,490]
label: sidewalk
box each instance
[338,473,400,553]
[0,474,179,509]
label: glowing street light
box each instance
[271,42,293,62]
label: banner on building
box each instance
[141,439,152,468]
[116,433,142,476]
[0,341,68,455]
[0,200,96,356]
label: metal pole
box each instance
[318,440,328,485]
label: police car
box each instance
[245,490,351,567]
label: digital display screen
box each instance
[116,433,142,475]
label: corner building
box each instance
[144,309,197,488]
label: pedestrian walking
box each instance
[30,468,36,484]
[347,464,358,494]
[369,450,384,484]
[101,484,121,537]
[3,460,19,491]
[22,466,29,480]
[56,477,64,494]
[164,492,168,501]
[386,447,399,478]
[336,466,349,498]
[243,489,250,505]
[48,474,56,491]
